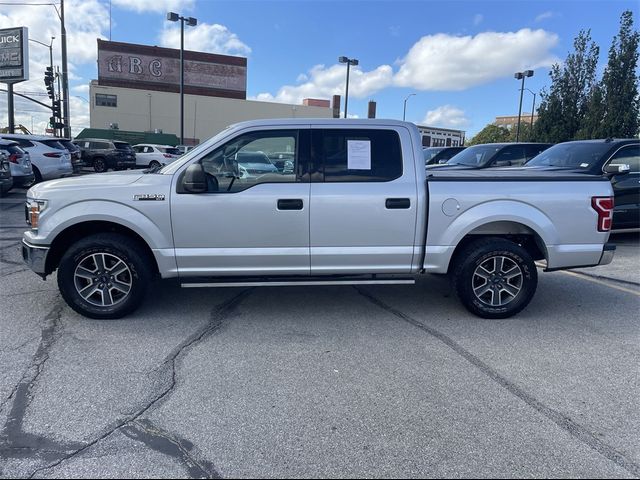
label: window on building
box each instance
[95,94,117,107]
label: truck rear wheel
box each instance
[57,233,152,319]
[451,238,538,319]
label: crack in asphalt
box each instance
[354,286,640,478]
[121,419,221,479]
[25,288,252,478]
[0,299,85,463]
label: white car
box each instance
[0,134,73,183]
[132,144,181,169]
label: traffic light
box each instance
[51,99,61,118]
[49,116,55,127]
[44,67,55,100]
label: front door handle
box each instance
[385,198,411,209]
[277,199,304,210]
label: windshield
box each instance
[114,142,133,151]
[160,147,181,155]
[448,144,502,166]
[40,140,66,150]
[525,142,612,168]
[423,147,445,161]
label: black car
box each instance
[0,152,12,197]
[57,138,83,173]
[524,139,639,230]
[423,146,466,165]
[428,142,552,170]
[72,138,136,173]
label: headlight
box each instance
[25,199,47,229]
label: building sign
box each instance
[0,27,29,83]
[97,40,247,99]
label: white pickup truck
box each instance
[22,119,616,319]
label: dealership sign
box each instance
[97,40,247,99]
[0,27,29,83]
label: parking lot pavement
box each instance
[1,187,639,478]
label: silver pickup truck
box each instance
[22,119,616,319]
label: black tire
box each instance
[149,160,161,169]
[451,238,538,319]
[57,233,153,319]
[93,157,107,173]
[33,167,42,184]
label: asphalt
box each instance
[0,184,638,478]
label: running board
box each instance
[181,278,415,288]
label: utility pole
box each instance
[60,0,71,138]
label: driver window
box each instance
[199,130,298,193]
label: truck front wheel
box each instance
[57,233,152,319]
[451,238,538,319]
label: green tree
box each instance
[534,30,600,142]
[576,83,606,139]
[467,124,510,145]
[600,10,640,138]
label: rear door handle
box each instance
[385,198,411,209]
[277,199,304,210]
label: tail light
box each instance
[591,196,614,232]
[9,153,18,163]
[163,154,172,158]
[43,152,61,158]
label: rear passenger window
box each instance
[316,129,402,182]
[608,145,640,173]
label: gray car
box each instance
[0,151,12,196]
[0,139,34,188]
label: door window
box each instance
[197,130,299,193]
[315,129,402,182]
[607,145,640,173]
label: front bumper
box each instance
[598,243,616,266]
[22,239,49,278]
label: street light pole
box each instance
[60,0,70,138]
[523,88,536,140]
[167,12,197,145]
[403,93,416,121]
[339,56,358,118]
[514,70,533,142]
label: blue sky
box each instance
[1,0,638,136]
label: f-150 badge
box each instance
[133,194,165,201]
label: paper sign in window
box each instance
[347,140,371,170]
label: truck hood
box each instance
[27,170,145,198]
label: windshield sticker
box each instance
[580,163,589,168]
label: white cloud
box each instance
[535,11,556,22]
[422,105,470,128]
[253,63,393,105]
[160,22,251,56]
[473,14,483,26]
[111,0,195,14]
[394,29,559,91]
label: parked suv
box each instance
[56,138,83,173]
[132,144,181,168]
[0,139,34,187]
[0,134,73,183]
[524,139,640,230]
[428,143,552,170]
[0,152,11,196]
[73,139,136,172]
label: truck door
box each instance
[309,127,418,274]
[171,128,311,277]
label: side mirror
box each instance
[183,163,207,193]
[604,163,630,175]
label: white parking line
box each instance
[558,270,640,296]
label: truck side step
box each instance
[181,278,415,288]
